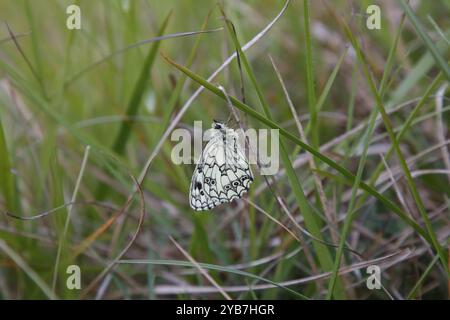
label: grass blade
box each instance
[112,11,172,155]
[326,110,378,299]
[51,145,90,293]
[0,239,58,300]
[399,0,450,81]
[0,114,16,212]
[406,254,440,299]
[302,0,318,146]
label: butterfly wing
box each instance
[189,132,253,211]
[189,137,221,211]
[217,136,253,201]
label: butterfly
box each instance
[189,120,253,211]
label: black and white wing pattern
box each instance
[189,122,253,211]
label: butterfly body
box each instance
[189,121,253,211]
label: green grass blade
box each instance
[326,110,378,299]
[406,254,440,299]
[302,0,318,146]
[112,10,172,155]
[379,14,406,97]
[51,145,90,294]
[427,15,450,45]
[399,0,450,81]
[0,114,15,212]
[366,73,444,190]
[157,12,213,136]
[23,0,46,96]
[314,49,347,113]
[0,239,58,300]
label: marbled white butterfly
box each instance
[189,121,253,211]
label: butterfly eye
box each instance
[204,177,210,183]
[225,185,231,190]
[233,181,239,186]
[240,176,247,181]
[200,191,205,196]
[211,180,216,185]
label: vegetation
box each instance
[0,0,448,299]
